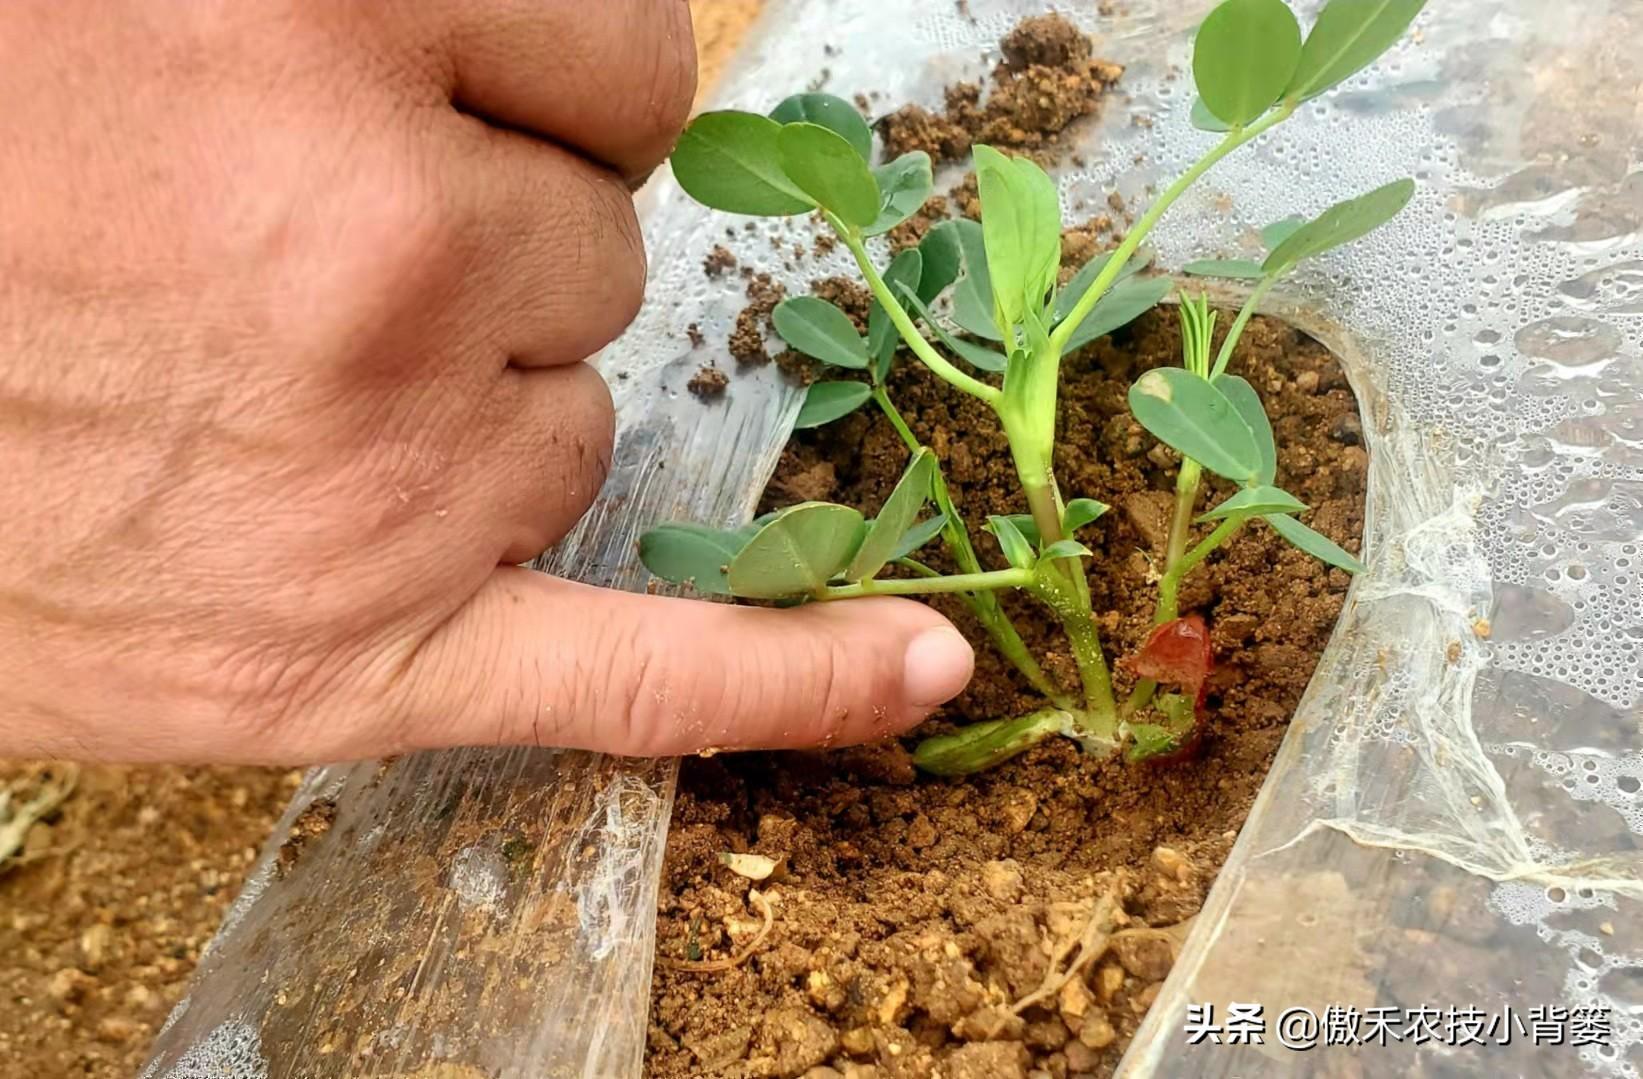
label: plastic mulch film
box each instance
[142,1,1643,1076]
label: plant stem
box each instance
[837,223,1000,405]
[820,566,1033,601]
[1050,106,1293,355]
[1155,516,1244,623]
[1163,459,1203,572]
[1027,572,1119,740]
[913,708,1073,776]
[1210,275,1278,380]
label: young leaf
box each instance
[1286,0,1428,101]
[845,450,936,581]
[1190,98,1232,133]
[1128,367,1260,483]
[1213,374,1277,484]
[1062,497,1110,533]
[889,513,949,561]
[866,152,934,237]
[769,93,873,160]
[794,380,872,428]
[1040,539,1093,560]
[1263,178,1415,273]
[728,502,868,598]
[997,513,1040,548]
[973,145,1061,330]
[895,283,1008,374]
[773,296,869,369]
[1182,258,1266,280]
[776,122,881,228]
[952,273,1004,341]
[1260,215,1306,250]
[1198,484,1307,521]
[1061,276,1172,353]
[917,221,965,303]
[1264,513,1365,573]
[672,111,816,216]
[870,248,924,379]
[1053,249,1153,324]
[1127,722,1181,761]
[1193,0,1303,127]
[638,523,747,595]
[985,514,1037,570]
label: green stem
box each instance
[821,566,1033,601]
[1028,573,1119,739]
[1210,275,1279,380]
[1050,106,1293,355]
[837,222,1000,405]
[1164,459,1203,572]
[913,708,1072,777]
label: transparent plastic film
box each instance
[145,0,1643,1075]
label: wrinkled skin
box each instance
[0,0,973,764]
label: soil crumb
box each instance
[647,310,1367,1077]
[690,366,731,399]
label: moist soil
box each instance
[646,310,1367,1079]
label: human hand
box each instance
[0,0,974,764]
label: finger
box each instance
[431,0,697,181]
[437,121,647,369]
[478,363,615,565]
[375,569,976,759]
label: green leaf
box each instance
[1190,97,1233,132]
[895,282,1008,373]
[845,450,936,581]
[973,145,1061,330]
[866,152,934,237]
[772,296,869,369]
[889,514,949,561]
[1040,539,1093,560]
[1264,178,1416,274]
[1062,276,1172,353]
[949,219,1000,340]
[638,523,746,595]
[1287,0,1428,101]
[998,513,1040,548]
[672,111,816,216]
[917,221,965,304]
[794,380,872,428]
[1182,258,1266,280]
[769,93,873,160]
[871,249,924,379]
[1128,367,1260,482]
[728,502,868,598]
[1193,0,1303,127]
[1126,722,1180,762]
[1062,498,1110,533]
[1264,513,1365,573]
[1260,215,1307,250]
[1214,374,1277,484]
[1053,250,1153,323]
[776,123,881,228]
[1198,484,1307,521]
[986,514,1037,570]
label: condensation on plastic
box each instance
[143,0,1643,1076]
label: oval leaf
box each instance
[769,93,872,160]
[1062,497,1110,533]
[1128,367,1260,482]
[974,146,1062,328]
[1041,540,1093,560]
[1182,258,1266,280]
[1264,513,1365,573]
[1190,97,1233,132]
[1264,177,1415,273]
[1062,276,1172,353]
[1214,374,1277,484]
[729,503,867,598]
[1199,484,1306,521]
[846,450,937,581]
[866,152,934,237]
[871,249,923,379]
[917,222,965,304]
[1287,0,1428,101]
[639,523,747,595]
[1260,215,1307,250]
[986,514,1037,570]
[773,296,869,369]
[889,514,949,561]
[794,380,872,429]
[1193,0,1303,127]
[777,123,881,228]
[672,112,816,216]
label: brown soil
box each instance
[646,310,1367,1079]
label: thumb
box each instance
[383,567,975,757]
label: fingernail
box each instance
[902,626,975,709]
